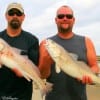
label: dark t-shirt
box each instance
[46,34,87,100]
[0,29,39,100]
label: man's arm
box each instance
[85,37,100,74]
[79,37,100,84]
[39,40,53,79]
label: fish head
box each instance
[45,39,61,59]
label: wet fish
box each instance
[0,38,52,96]
[45,39,100,85]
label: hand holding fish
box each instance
[77,66,100,84]
[77,76,93,84]
[82,76,93,84]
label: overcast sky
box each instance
[0,0,100,55]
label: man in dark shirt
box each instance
[0,2,39,100]
[39,5,99,100]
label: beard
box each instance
[58,26,72,33]
[9,19,21,29]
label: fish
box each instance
[0,38,53,96]
[45,39,100,85]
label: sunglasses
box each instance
[57,14,73,19]
[8,10,23,16]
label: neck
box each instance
[58,32,74,39]
[6,27,22,37]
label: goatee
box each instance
[10,19,21,29]
[59,27,71,33]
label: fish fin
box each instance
[41,80,53,97]
[12,47,21,54]
[69,53,78,60]
[45,81,53,92]
[22,74,31,82]
[22,71,32,82]
[33,80,53,99]
[12,68,31,81]
[12,67,23,77]
[55,64,61,73]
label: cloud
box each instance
[0,0,100,54]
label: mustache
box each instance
[11,19,19,22]
[60,20,70,23]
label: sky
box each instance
[0,0,100,55]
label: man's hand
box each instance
[81,75,93,84]
[77,75,93,84]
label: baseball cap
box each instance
[6,2,24,13]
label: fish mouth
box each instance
[45,39,60,59]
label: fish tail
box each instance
[41,80,53,95]
[40,82,53,100]
[33,80,53,99]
